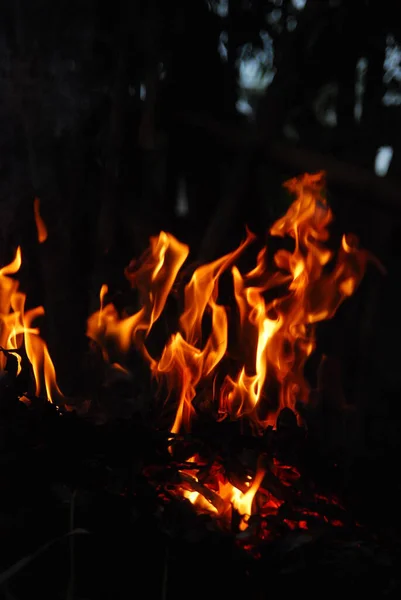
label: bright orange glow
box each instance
[33,197,48,243]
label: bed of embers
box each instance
[0,173,400,599]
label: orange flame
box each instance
[156,230,255,434]
[87,173,371,433]
[178,455,267,531]
[0,247,63,403]
[88,172,374,433]
[0,247,23,373]
[87,232,189,364]
[218,172,375,426]
[86,172,377,527]
[33,197,48,243]
[0,172,376,529]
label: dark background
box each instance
[1,0,401,498]
[2,2,401,598]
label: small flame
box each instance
[179,455,267,531]
[0,246,22,278]
[1,247,23,372]
[98,284,108,327]
[0,247,63,403]
[87,232,189,364]
[33,197,48,243]
[231,467,266,531]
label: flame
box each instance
[86,171,376,527]
[0,247,22,373]
[156,230,255,434]
[218,172,374,426]
[87,232,189,365]
[98,284,108,326]
[33,197,48,243]
[86,173,374,427]
[0,172,375,532]
[178,455,267,531]
[0,247,63,403]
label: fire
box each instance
[0,173,376,533]
[177,455,268,531]
[33,197,48,243]
[87,231,189,365]
[87,171,376,528]
[89,172,372,430]
[0,246,63,403]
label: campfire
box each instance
[1,172,381,550]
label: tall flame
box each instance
[0,247,23,373]
[0,247,63,403]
